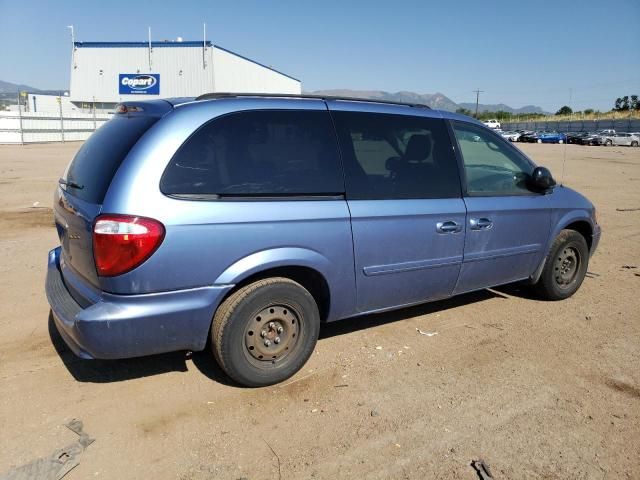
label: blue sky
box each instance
[1,0,638,111]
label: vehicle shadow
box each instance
[319,288,508,340]
[49,287,513,385]
[47,312,234,386]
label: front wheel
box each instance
[632,141,639,147]
[534,230,589,300]
[211,277,320,387]
[558,139,564,144]
[605,140,612,146]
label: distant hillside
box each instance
[0,80,43,94]
[310,89,459,111]
[457,102,546,115]
[309,89,546,114]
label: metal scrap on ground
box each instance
[0,420,94,480]
[471,459,495,479]
[416,328,438,337]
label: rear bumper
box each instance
[45,247,233,359]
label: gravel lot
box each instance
[0,142,638,479]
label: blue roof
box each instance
[73,41,300,82]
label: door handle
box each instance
[470,218,493,230]
[436,221,462,234]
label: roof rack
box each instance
[194,92,431,109]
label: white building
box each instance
[69,40,301,112]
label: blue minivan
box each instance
[46,94,600,386]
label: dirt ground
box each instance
[0,141,638,480]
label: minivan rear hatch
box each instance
[54,107,162,287]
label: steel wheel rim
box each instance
[554,246,581,288]
[244,304,301,365]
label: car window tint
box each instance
[63,116,158,203]
[161,110,344,196]
[453,122,534,196]
[332,112,461,199]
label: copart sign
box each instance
[118,74,160,95]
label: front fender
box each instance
[214,247,332,285]
[529,208,595,284]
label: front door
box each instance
[450,121,551,294]
[329,106,466,312]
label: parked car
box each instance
[483,119,501,129]
[500,130,521,142]
[46,94,601,386]
[535,131,567,144]
[514,130,534,142]
[566,132,589,144]
[578,132,603,146]
[598,132,639,147]
[519,131,540,143]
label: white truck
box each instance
[483,119,501,129]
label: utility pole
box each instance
[473,89,484,118]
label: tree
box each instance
[631,95,639,111]
[584,108,594,115]
[556,105,572,115]
[614,96,630,111]
[455,107,472,116]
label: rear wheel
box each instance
[605,139,612,146]
[537,139,542,144]
[211,277,320,387]
[534,230,589,300]
[632,141,639,147]
[558,139,564,144]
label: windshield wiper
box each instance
[58,178,84,190]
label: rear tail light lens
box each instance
[93,214,165,277]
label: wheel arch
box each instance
[214,248,333,322]
[529,213,595,284]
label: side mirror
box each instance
[529,166,556,192]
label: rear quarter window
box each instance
[62,116,158,203]
[161,110,344,197]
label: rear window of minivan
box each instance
[62,116,158,203]
[161,110,344,197]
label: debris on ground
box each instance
[370,410,380,417]
[471,459,494,479]
[334,384,349,388]
[616,207,640,212]
[416,328,438,337]
[0,419,94,480]
[621,265,637,269]
[484,323,505,331]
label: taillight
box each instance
[93,214,165,277]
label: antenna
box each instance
[67,25,76,69]
[560,87,572,186]
[148,26,152,70]
[203,23,207,69]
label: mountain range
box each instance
[309,89,546,114]
[0,80,51,94]
[0,80,546,114]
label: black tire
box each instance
[605,139,612,146]
[211,277,320,387]
[534,230,589,301]
[632,141,638,147]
